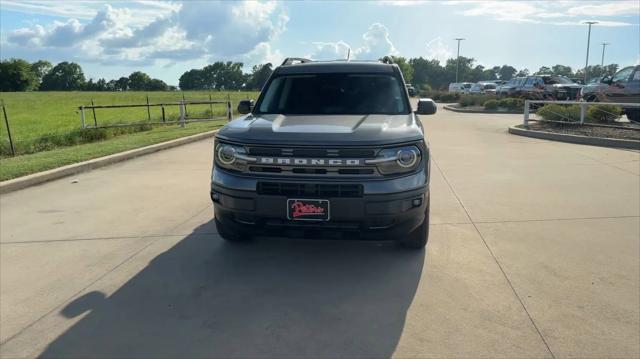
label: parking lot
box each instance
[1,105,638,358]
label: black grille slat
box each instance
[257,182,363,198]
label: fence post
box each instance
[524,100,530,127]
[227,93,232,121]
[580,102,586,124]
[80,106,86,128]
[2,100,16,156]
[146,95,151,121]
[209,93,214,119]
[161,106,166,123]
[179,101,186,128]
[91,99,97,127]
[182,92,187,115]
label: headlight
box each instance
[366,145,422,175]
[214,142,254,171]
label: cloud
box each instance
[424,37,453,63]
[307,23,397,61]
[309,41,351,60]
[2,1,289,67]
[451,0,639,26]
[355,23,398,59]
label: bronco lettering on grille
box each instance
[257,157,363,166]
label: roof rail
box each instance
[380,56,394,65]
[281,57,312,66]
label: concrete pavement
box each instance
[1,106,638,358]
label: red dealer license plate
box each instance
[287,199,330,221]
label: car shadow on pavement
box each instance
[40,219,425,359]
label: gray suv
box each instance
[210,57,436,248]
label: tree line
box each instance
[1,56,622,93]
[0,59,172,92]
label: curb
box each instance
[443,104,523,114]
[508,125,640,150]
[0,130,218,194]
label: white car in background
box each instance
[469,82,497,94]
[448,82,473,93]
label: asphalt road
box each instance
[1,105,639,358]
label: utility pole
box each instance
[583,21,598,83]
[600,42,610,67]
[454,38,465,83]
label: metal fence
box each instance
[79,99,233,129]
[523,100,640,127]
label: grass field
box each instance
[0,91,259,180]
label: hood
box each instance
[216,113,424,146]
[552,84,582,89]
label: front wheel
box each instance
[626,109,640,123]
[399,199,430,249]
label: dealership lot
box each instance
[1,106,638,358]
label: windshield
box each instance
[543,76,575,85]
[256,73,410,115]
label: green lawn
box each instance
[0,91,259,180]
[0,121,225,181]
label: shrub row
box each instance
[459,94,496,107]
[418,90,461,103]
[481,97,525,111]
[536,104,622,123]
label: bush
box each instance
[498,98,524,110]
[418,90,460,103]
[484,99,499,110]
[459,94,495,107]
[536,104,581,122]
[586,104,622,123]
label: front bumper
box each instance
[211,169,429,240]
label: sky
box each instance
[1,0,638,85]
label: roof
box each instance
[275,61,396,75]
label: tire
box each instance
[399,198,430,249]
[625,109,640,123]
[215,217,250,242]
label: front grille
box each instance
[246,145,379,177]
[257,182,364,198]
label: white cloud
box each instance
[424,37,452,63]
[452,0,639,26]
[307,23,397,61]
[309,41,351,60]
[2,1,289,67]
[355,23,398,59]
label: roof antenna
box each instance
[347,48,351,61]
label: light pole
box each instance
[454,38,465,83]
[600,42,610,67]
[583,21,598,83]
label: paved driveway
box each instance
[1,106,638,358]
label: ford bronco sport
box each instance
[210,57,437,249]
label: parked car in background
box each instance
[469,82,497,95]
[584,65,640,123]
[448,82,473,93]
[520,75,582,100]
[497,77,525,98]
[406,84,416,97]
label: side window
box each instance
[524,77,535,87]
[612,67,633,83]
[632,69,640,81]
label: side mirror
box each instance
[415,98,437,115]
[237,99,254,114]
[600,76,612,85]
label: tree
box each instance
[147,78,169,91]
[30,60,52,88]
[551,64,573,77]
[409,57,446,89]
[535,66,553,75]
[498,65,517,80]
[246,63,273,90]
[115,77,129,91]
[390,56,413,83]
[179,69,206,90]
[128,71,152,91]
[0,58,38,91]
[40,61,86,91]
[516,68,530,77]
[202,61,246,90]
